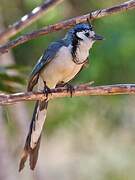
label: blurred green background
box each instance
[0,0,135,179]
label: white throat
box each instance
[75,39,94,63]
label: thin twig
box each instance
[0,0,135,54]
[0,0,63,43]
[0,84,135,105]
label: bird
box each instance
[19,22,104,171]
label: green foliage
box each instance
[0,65,29,92]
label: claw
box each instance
[43,81,51,100]
[66,84,75,97]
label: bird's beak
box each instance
[93,34,104,41]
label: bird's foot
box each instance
[43,82,51,100]
[65,83,75,97]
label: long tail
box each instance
[19,100,48,172]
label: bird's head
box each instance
[73,23,103,41]
[64,23,104,63]
[66,23,104,46]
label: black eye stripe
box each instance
[85,32,89,37]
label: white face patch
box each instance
[76,31,86,40]
[89,31,95,37]
[76,30,95,41]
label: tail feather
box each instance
[19,149,28,172]
[19,100,48,171]
[29,135,41,170]
[19,132,31,172]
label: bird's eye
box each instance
[85,32,89,37]
[90,25,94,31]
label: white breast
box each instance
[39,46,83,88]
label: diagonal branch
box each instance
[0,0,135,54]
[0,0,63,43]
[0,84,135,105]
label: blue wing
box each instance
[27,40,66,91]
